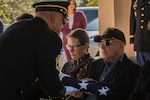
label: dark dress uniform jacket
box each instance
[130,0,150,52]
[89,54,141,100]
[128,59,150,100]
[0,17,65,100]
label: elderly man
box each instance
[0,0,69,100]
[59,28,141,100]
[86,27,141,100]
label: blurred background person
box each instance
[130,0,150,66]
[61,0,87,60]
[16,13,33,22]
[61,28,95,100]
[128,59,150,100]
[0,17,4,35]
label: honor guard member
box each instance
[130,0,150,66]
[0,0,69,100]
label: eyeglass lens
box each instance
[66,44,83,50]
[99,40,113,46]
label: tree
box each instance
[0,0,98,28]
[75,0,98,7]
[86,0,98,6]
[0,0,34,28]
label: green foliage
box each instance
[0,0,35,28]
[86,0,98,6]
[0,0,98,28]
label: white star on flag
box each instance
[98,86,110,96]
[78,80,89,90]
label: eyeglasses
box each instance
[66,44,84,50]
[98,39,114,46]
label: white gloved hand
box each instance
[65,86,80,95]
[59,72,80,95]
[59,71,70,81]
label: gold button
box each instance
[141,7,144,10]
[141,14,144,16]
[141,20,144,22]
[141,26,144,29]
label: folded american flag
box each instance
[59,72,111,96]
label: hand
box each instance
[83,78,98,83]
[70,91,84,99]
[59,71,70,81]
[65,86,79,95]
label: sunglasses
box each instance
[98,39,114,46]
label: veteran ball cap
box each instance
[32,0,69,17]
[94,27,126,44]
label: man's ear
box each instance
[120,42,125,48]
[50,13,56,24]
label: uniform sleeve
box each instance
[35,32,65,99]
[128,60,150,100]
[130,0,136,44]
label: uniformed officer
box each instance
[130,0,150,66]
[0,0,69,100]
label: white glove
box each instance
[59,71,70,81]
[65,86,80,95]
[59,72,80,95]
